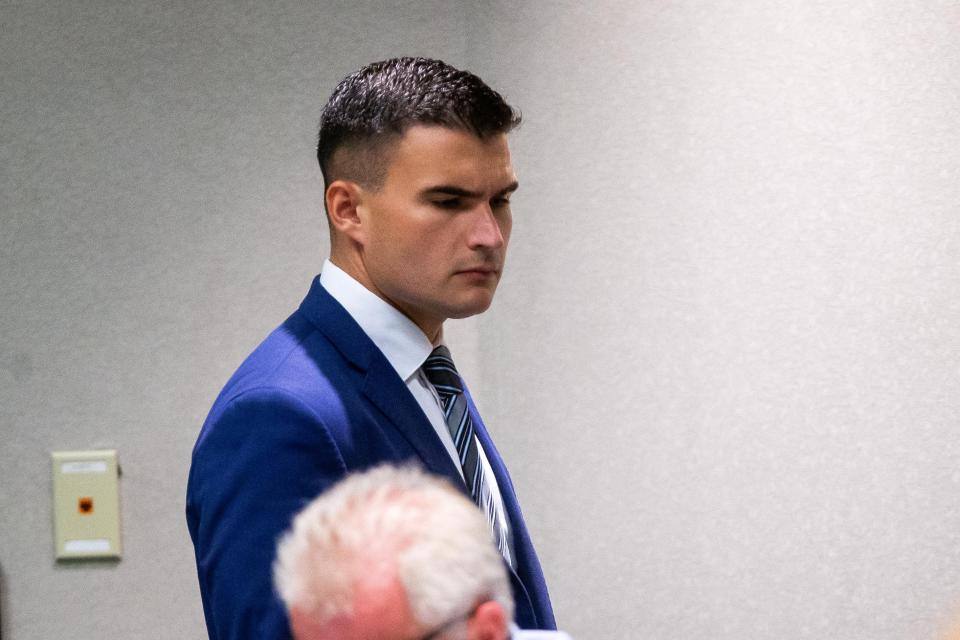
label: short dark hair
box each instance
[317,57,521,190]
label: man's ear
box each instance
[325,179,366,244]
[466,601,509,640]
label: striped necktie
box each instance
[422,345,512,566]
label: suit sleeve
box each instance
[186,388,348,640]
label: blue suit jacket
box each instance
[186,277,556,639]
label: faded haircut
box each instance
[273,464,514,631]
[317,57,521,191]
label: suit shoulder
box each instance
[201,309,359,427]
[225,311,338,390]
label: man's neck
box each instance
[328,255,443,343]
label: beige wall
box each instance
[3,2,960,639]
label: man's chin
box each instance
[444,296,496,320]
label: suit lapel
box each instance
[298,277,463,486]
[361,355,463,485]
[462,384,546,629]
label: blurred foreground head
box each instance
[274,465,513,640]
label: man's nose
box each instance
[467,204,506,249]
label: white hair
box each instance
[273,464,514,631]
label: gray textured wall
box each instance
[472,2,960,639]
[3,2,960,640]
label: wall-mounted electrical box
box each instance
[52,450,122,560]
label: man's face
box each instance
[351,125,517,339]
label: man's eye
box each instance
[434,199,462,209]
[492,198,511,208]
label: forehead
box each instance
[383,125,515,191]
[353,572,423,639]
[297,573,422,640]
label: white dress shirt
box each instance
[511,625,574,640]
[319,260,512,560]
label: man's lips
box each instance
[455,266,500,277]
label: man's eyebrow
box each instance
[421,181,520,199]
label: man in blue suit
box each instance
[186,57,556,639]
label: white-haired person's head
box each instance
[274,464,514,640]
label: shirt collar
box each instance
[319,259,438,381]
